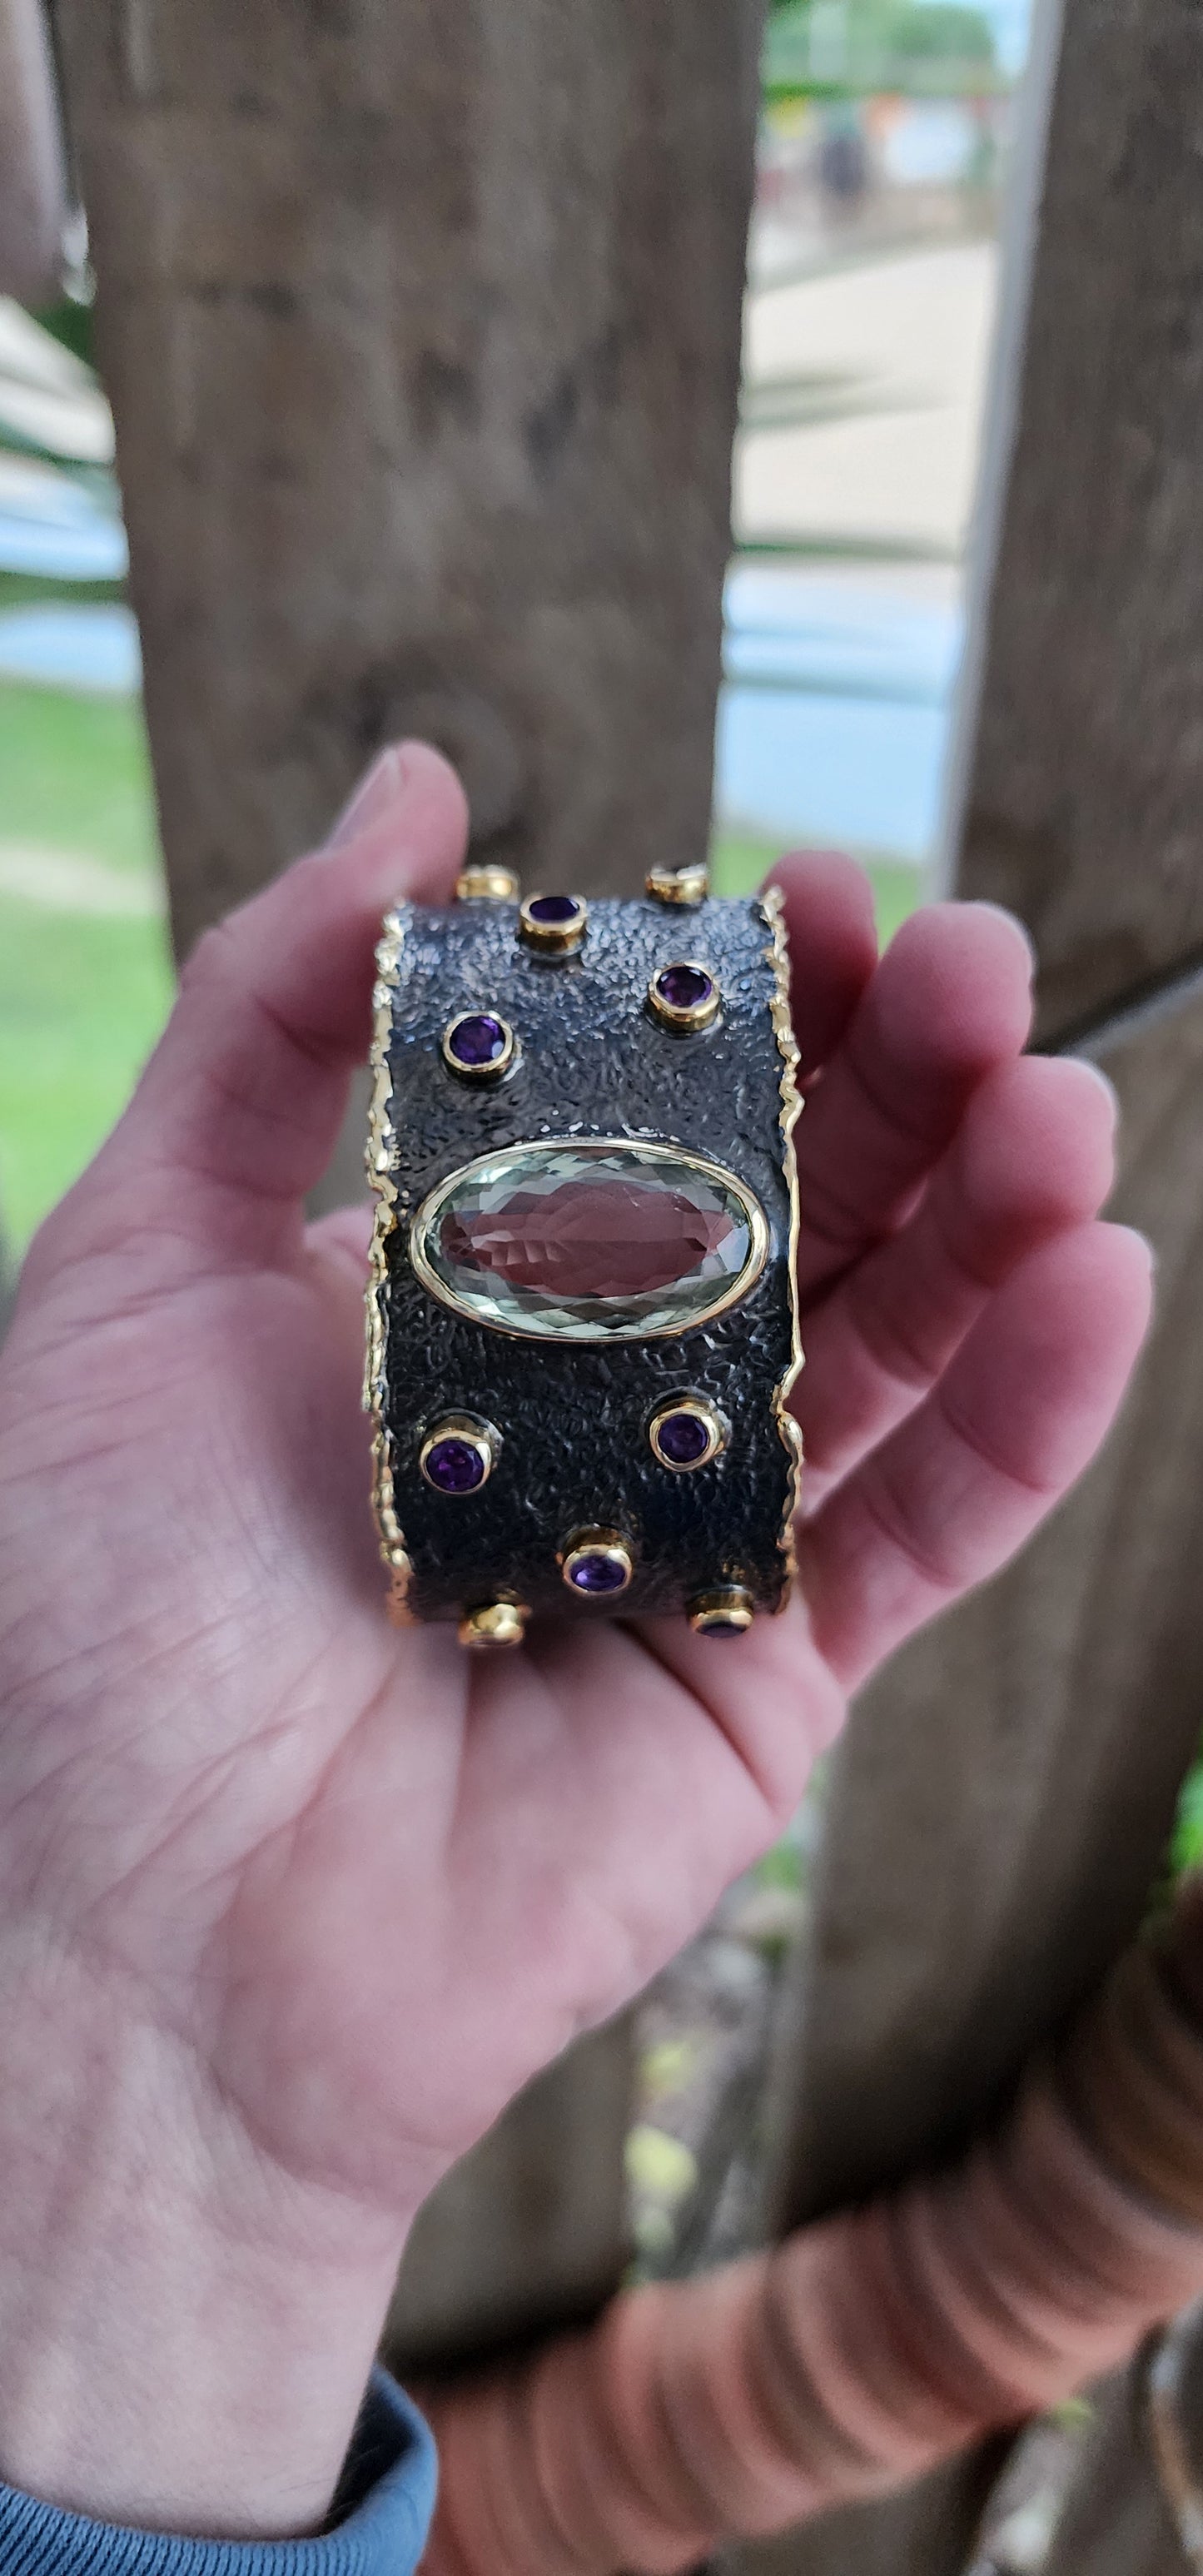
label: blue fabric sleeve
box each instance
[0,2370,435,2576]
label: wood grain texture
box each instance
[765,984,1203,2235]
[382,2014,632,2379]
[955,0,1203,1043]
[54,0,760,958]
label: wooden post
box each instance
[951,0,1203,1046]
[53,0,761,2377]
[54,0,761,961]
[726,1,1203,2566]
[0,0,67,304]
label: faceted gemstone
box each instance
[410,1141,767,1341]
[424,1435,487,1494]
[656,1408,712,1466]
[568,1550,629,1594]
[526,893,581,925]
[446,1012,508,1068]
[655,963,714,1014]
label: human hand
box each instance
[0,745,1148,2536]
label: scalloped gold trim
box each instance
[759,885,804,1599]
[365,906,415,1623]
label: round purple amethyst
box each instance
[445,1011,508,1069]
[655,1407,713,1467]
[526,893,583,926]
[423,1435,488,1494]
[655,962,714,1014]
[567,1549,629,1594]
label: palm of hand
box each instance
[0,748,1147,2230]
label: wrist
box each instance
[0,1952,413,2538]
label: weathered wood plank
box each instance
[723,979,1203,2574]
[0,0,67,304]
[767,982,1203,2235]
[55,0,761,959]
[952,0,1203,1043]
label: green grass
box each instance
[0,900,172,1246]
[0,683,161,873]
[0,684,172,1248]
[713,826,923,946]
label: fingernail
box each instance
[326,747,410,848]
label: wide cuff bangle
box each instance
[364,865,802,1647]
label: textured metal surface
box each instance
[367,893,799,1628]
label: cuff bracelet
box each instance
[364,865,802,1648]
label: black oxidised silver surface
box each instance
[369,894,798,1629]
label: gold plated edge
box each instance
[759,886,804,1598]
[365,906,415,1623]
[406,1136,770,1344]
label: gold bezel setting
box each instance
[440,1011,518,1084]
[560,1527,634,1599]
[419,1413,500,1495]
[647,961,721,1033]
[408,1137,769,1344]
[459,1599,529,1649]
[648,1396,728,1473]
[455,863,519,903]
[688,1585,755,1637]
[518,892,589,956]
[646,862,710,908]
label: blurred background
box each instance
[0,0,1026,1251]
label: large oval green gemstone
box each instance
[408,1138,768,1340]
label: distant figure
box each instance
[818,106,868,208]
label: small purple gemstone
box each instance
[569,1549,628,1594]
[702,1617,745,1636]
[425,1435,487,1494]
[448,1012,507,1067]
[528,893,581,925]
[657,1408,712,1466]
[656,963,714,1013]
